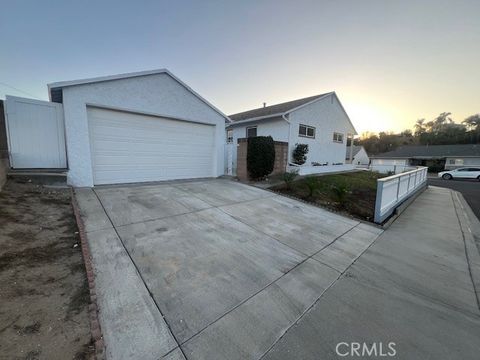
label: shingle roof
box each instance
[229,93,332,122]
[345,145,363,159]
[371,144,480,158]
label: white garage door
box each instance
[87,107,216,185]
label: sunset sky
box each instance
[1,0,478,135]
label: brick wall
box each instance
[236,138,288,181]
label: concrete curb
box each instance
[451,190,480,311]
[71,188,106,360]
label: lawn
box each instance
[270,171,386,222]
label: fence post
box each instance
[374,180,384,223]
[396,176,401,201]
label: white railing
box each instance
[374,167,428,223]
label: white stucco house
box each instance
[3,69,229,187]
[226,92,357,175]
[346,145,369,165]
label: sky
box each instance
[0,0,479,134]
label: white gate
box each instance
[225,143,235,175]
[5,96,66,169]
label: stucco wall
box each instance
[352,148,370,165]
[287,94,356,165]
[61,73,226,186]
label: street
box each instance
[428,177,480,220]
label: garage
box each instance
[46,69,228,187]
[88,107,216,185]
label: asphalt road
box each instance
[428,177,480,220]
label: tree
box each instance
[463,114,480,131]
[414,119,426,137]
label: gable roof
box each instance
[47,69,230,121]
[371,144,480,158]
[346,145,365,159]
[229,93,333,122]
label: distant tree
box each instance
[463,114,480,131]
[400,129,413,137]
[414,119,426,137]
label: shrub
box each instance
[304,176,320,197]
[283,170,299,190]
[247,136,275,179]
[292,144,309,165]
[330,181,350,205]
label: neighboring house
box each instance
[346,145,369,165]
[370,144,480,173]
[226,92,357,174]
[4,69,229,186]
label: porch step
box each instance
[8,169,67,186]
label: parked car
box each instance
[438,167,480,180]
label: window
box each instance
[246,126,257,138]
[449,158,464,165]
[299,124,315,138]
[226,129,233,143]
[333,132,344,143]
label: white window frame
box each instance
[333,132,344,143]
[299,124,315,138]
[246,126,257,138]
[226,129,233,143]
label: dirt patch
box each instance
[0,180,94,359]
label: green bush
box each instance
[283,170,299,190]
[247,136,275,179]
[304,176,320,197]
[292,144,309,165]
[330,181,351,205]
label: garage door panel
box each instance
[88,108,215,185]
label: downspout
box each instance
[282,113,291,169]
[349,135,354,164]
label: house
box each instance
[4,69,229,187]
[370,144,480,173]
[226,92,357,175]
[346,145,369,165]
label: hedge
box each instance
[247,136,275,179]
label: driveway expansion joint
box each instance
[91,188,187,360]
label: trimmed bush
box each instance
[304,176,320,197]
[330,181,351,205]
[292,143,309,165]
[247,136,275,179]
[283,170,299,190]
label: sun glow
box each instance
[344,101,400,136]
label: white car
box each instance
[438,167,480,180]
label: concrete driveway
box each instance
[75,179,382,360]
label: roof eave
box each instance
[227,113,287,126]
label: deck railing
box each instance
[374,167,428,223]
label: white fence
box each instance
[370,163,416,174]
[288,164,355,176]
[374,167,428,223]
[4,95,66,168]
